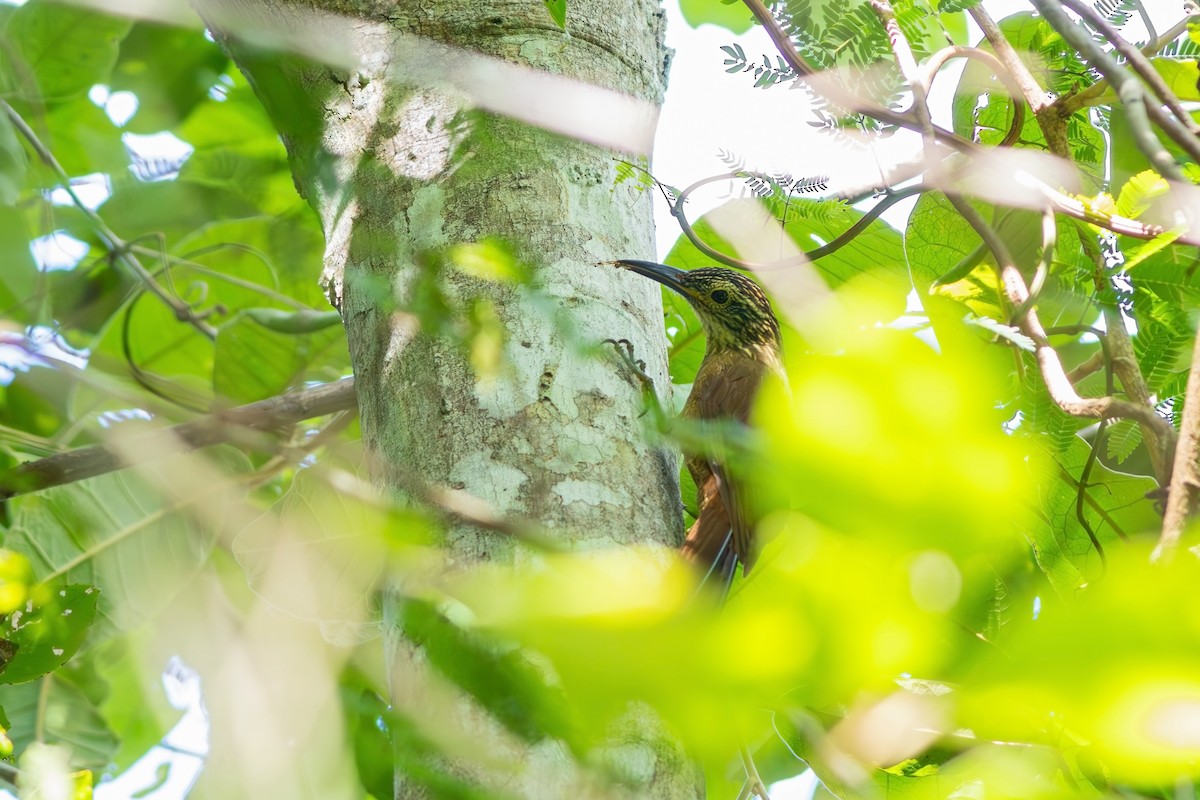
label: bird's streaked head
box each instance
[610,260,781,356]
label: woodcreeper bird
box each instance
[610,260,784,588]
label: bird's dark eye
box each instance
[710,289,729,304]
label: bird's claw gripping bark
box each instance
[603,338,660,420]
[604,338,652,386]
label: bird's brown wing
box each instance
[685,358,768,575]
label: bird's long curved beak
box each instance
[610,259,689,295]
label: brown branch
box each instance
[740,0,976,151]
[920,46,1026,147]
[1031,0,1186,182]
[1067,350,1106,384]
[1060,0,1200,140]
[1058,13,1195,115]
[1155,329,1200,561]
[949,200,1174,444]
[968,3,1074,158]
[0,378,358,499]
[667,173,927,270]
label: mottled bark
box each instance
[218,0,697,796]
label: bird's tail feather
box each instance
[690,529,739,602]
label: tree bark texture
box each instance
[220,0,698,797]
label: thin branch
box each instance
[920,46,1026,147]
[1058,13,1195,115]
[739,0,977,151]
[968,3,1071,157]
[1068,350,1106,384]
[950,199,1174,442]
[1155,328,1200,561]
[739,742,773,800]
[0,378,358,499]
[0,100,218,340]
[1060,0,1200,138]
[1030,0,1187,182]
[668,173,926,270]
[969,5,1053,114]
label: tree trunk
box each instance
[216,0,698,796]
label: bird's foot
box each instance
[603,338,662,421]
[604,338,652,387]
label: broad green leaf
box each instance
[5,0,131,101]
[662,289,704,386]
[98,180,260,245]
[340,667,393,800]
[4,453,248,634]
[109,22,229,134]
[905,191,979,290]
[1021,436,1158,594]
[94,636,176,771]
[0,109,26,205]
[542,0,566,29]
[0,204,40,325]
[233,468,431,640]
[0,584,97,685]
[679,0,753,33]
[1,675,117,771]
[27,97,127,180]
[1149,58,1200,102]
[213,314,344,404]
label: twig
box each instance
[950,200,1173,441]
[1061,0,1200,138]
[667,174,926,270]
[1058,14,1195,115]
[1030,0,1187,182]
[1155,328,1200,561]
[0,378,358,499]
[739,0,976,151]
[920,46,1026,147]
[1068,350,1106,384]
[739,742,772,800]
[0,100,218,340]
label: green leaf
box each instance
[4,457,247,636]
[2,675,117,771]
[542,0,567,29]
[679,0,753,33]
[244,308,343,334]
[906,191,980,290]
[233,469,429,636]
[963,313,1035,351]
[448,239,529,284]
[398,598,581,748]
[94,636,176,771]
[109,22,229,133]
[1149,58,1200,102]
[214,314,344,404]
[0,109,27,206]
[5,0,132,101]
[665,197,910,310]
[1021,436,1158,593]
[0,204,40,325]
[340,667,393,800]
[26,97,128,180]
[662,290,705,386]
[1115,170,1170,219]
[0,584,97,685]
